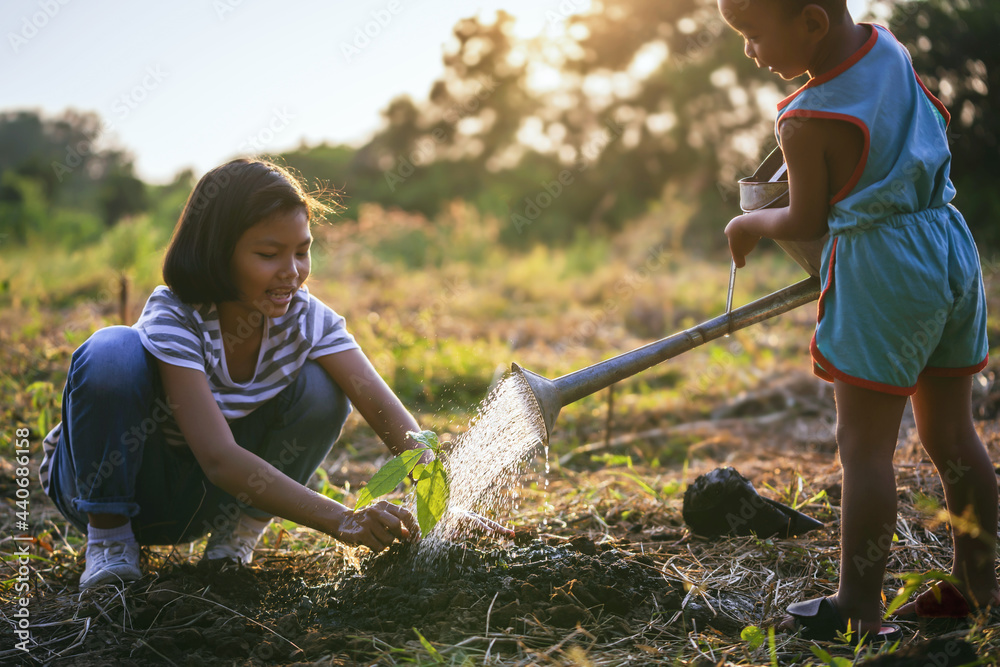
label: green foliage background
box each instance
[1,0,997,255]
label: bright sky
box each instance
[2,0,870,184]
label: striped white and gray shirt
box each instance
[38,285,359,494]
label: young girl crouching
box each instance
[40,158,422,588]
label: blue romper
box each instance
[776,24,988,395]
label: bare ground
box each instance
[3,368,999,666]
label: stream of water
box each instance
[416,370,547,560]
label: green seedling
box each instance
[765,473,830,513]
[313,468,345,503]
[355,430,449,536]
[741,625,765,651]
[595,453,682,501]
[660,479,683,496]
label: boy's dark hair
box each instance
[163,158,326,305]
[777,0,847,21]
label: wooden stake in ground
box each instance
[604,384,615,450]
[119,273,129,325]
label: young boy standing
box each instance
[718,0,999,642]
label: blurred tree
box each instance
[430,11,538,167]
[0,110,65,201]
[167,168,196,193]
[548,0,782,244]
[0,110,147,239]
[0,172,45,246]
[344,0,1000,253]
[96,162,148,227]
[0,110,132,202]
[349,11,537,222]
[5,2,997,256]
[347,1,785,247]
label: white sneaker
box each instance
[204,513,270,564]
[80,540,141,589]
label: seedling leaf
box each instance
[355,448,427,509]
[416,459,449,535]
[613,471,659,498]
[407,429,441,452]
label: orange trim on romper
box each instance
[810,337,836,383]
[814,366,834,382]
[810,233,984,392]
[810,336,917,395]
[809,236,914,396]
[923,356,989,377]
[777,23,879,112]
[913,68,951,125]
[778,110,870,204]
[878,24,952,125]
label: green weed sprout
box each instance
[411,627,445,664]
[885,569,958,618]
[741,625,765,651]
[809,645,855,667]
[355,430,449,536]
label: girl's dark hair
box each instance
[163,158,327,304]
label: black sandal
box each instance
[786,596,903,645]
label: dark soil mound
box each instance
[304,537,687,658]
[24,537,693,666]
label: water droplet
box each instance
[416,373,548,563]
[543,443,550,487]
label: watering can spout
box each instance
[510,363,562,442]
[511,276,820,443]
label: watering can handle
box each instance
[513,277,821,439]
[554,277,821,406]
[726,260,736,335]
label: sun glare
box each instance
[629,42,668,80]
[527,63,565,93]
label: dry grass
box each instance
[8,370,998,665]
[2,203,999,665]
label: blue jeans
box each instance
[47,326,351,545]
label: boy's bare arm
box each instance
[725,119,836,267]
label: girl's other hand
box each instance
[725,215,762,268]
[455,510,515,539]
[332,500,420,551]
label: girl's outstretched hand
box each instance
[455,509,515,539]
[332,500,420,552]
[725,215,761,268]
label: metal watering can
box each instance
[740,147,828,278]
[512,148,825,441]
